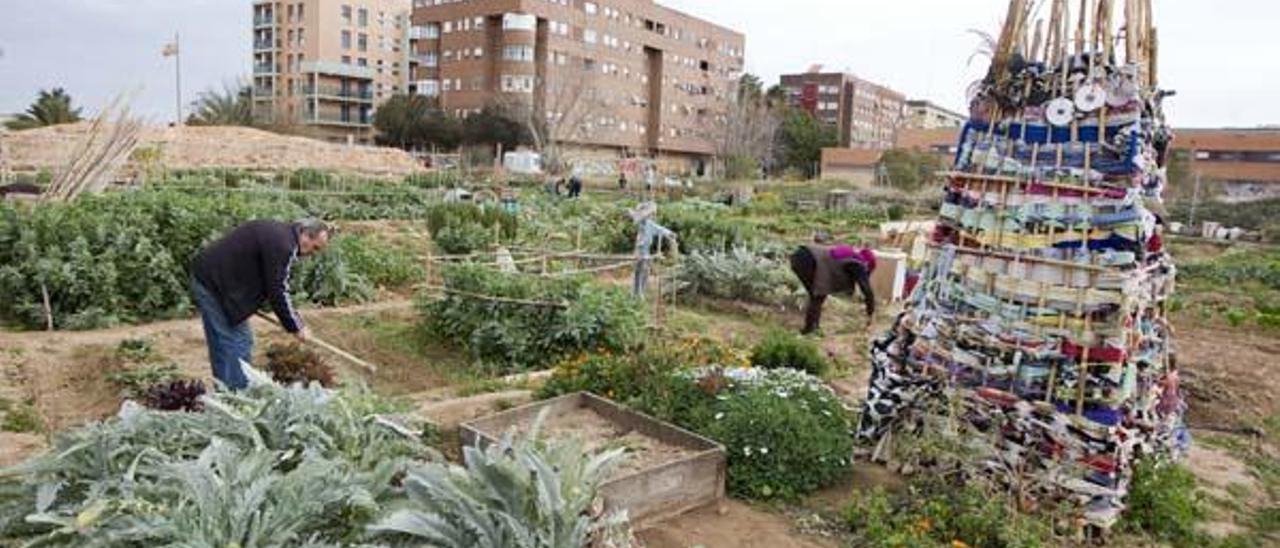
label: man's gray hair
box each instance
[296,218,331,238]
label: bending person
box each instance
[190,219,331,390]
[790,238,876,335]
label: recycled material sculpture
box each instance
[856,0,1186,533]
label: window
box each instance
[287,5,295,22]
[584,2,597,14]
[341,30,352,49]
[443,21,453,33]
[474,47,484,58]
[504,45,534,62]
[357,8,368,26]
[341,55,351,64]
[297,28,305,46]
[357,33,368,52]
[341,5,352,24]
[501,74,534,93]
[583,29,597,44]
[502,13,536,31]
[474,16,485,29]
[297,3,304,20]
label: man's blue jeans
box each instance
[191,277,252,390]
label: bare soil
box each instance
[502,405,697,480]
[1173,323,1279,429]
[638,499,838,548]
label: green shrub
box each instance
[1121,459,1207,547]
[326,234,423,290]
[724,155,759,181]
[676,249,798,305]
[107,363,182,399]
[425,203,517,254]
[1225,307,1248,327]
[675,368,853,500]
[419,264,644,374]
[543,355,853,501]
[1,400,44,434]
[404,170,461,189]
[536,340,741,413]
[1180,250,1280,291]
[842,479,1051,548]
[0,190,301,329]
[1259,313,1280,330]
[115,338,156,363]
[750,330,829,376]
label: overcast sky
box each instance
[1,0,1277,128]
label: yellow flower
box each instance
[951,541,970,548]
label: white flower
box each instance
[760,447,769,455]
[744,446,753,456]
[714,412,725,420]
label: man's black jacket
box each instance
[191,220,303,332]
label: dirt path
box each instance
[638,500,838,548]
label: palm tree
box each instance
[5,88,83,130]
[186,84,254,127]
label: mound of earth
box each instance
[0,123,425,178]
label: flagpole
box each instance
[174,31,183,126]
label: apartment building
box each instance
[252,0,412,144]
[779,70,905,149]
[408,0,745,170]
[903,99,965,130]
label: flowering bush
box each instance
[672,368,854,500]
[540,347,854,501]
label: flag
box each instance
[162,42,178,57]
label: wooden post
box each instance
[40,282,54,331]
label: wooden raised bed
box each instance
[460,392,726,526]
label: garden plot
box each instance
[463,392,726,526]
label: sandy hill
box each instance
[0,123,426,178]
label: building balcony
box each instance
[409,53,438,67]
[252,86,275,98]
[254,14,275,28]
[305,113,373,128]
[253,64,276,75]
[409,26,439,40]
[299,60,376,80]
[302,85,374,102]
[254,39,274,51]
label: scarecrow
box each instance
[629,201,676,299]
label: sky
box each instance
[1,0,1277,128]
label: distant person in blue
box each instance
[629,201,677,299]
[568,174,584,198]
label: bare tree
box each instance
[710,76,780,179]
[500,67,606,175]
